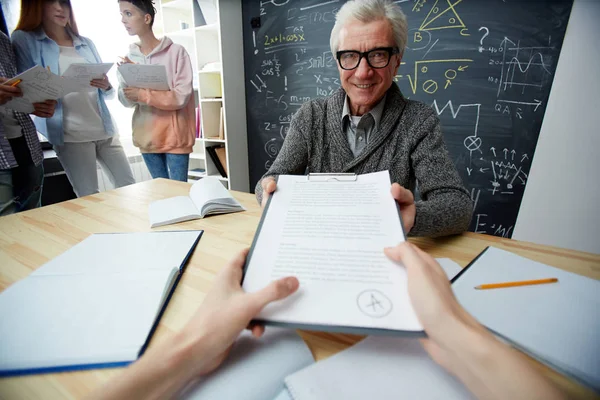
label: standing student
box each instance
[0,31,56,216]
[11,0,135,197]
[117,0,195,182]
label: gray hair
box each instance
[330,0,408,55]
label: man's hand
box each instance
[260,177,277,209]
[31,100,57,118]
[0,78,23,106]
[176,248,299,377]
[123,87,142,103]
[90,74,111,91]
[391,183,416,234]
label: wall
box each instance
[512,0,600,254]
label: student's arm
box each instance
[10,30,37,73]
[134,49,193,111]
[86,249,299,400]
[385,243,567,400]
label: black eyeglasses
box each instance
[336,47,400,70]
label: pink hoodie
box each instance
[118,37,195,154]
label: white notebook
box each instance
[0,231,202,376]
[452,247,600,391]
[148,177,245,228]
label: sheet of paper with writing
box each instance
[1,65,67,113]
[118,64,170,90]
[242,170,422,335]
[61,63,114,91]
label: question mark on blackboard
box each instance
[478,27,489,45]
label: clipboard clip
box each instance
[307,173,357,182]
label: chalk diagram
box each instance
[357,289,393,318]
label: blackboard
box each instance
[242,0,573,238]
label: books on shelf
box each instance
[0,231,203,376]
[206,145,227,178]
[148,176,244,228]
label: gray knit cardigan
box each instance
[255,83,473,237]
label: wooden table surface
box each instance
[0,179,598,399]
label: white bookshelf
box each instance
[158,0,249,191]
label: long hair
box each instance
[15,0,79,35]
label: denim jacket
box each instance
[11,28,116,145]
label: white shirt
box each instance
[58,45,108,143]
[0,108,23,139]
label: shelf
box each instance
[195,23,219,34]
[165,27,195,37]
[200,98,222,102]
[161,0,190,11]
[188,170,206,178]
[189,153,205,160]
[198,69,221,74]
[203,138,226,143]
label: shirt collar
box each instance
[34,26,84,47]
[341,94,387,130]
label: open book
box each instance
[0,231,202,376]
[148,177,245,228]
[241,171,421,336]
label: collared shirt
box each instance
[0,32,42,169]
[341,95,386,157]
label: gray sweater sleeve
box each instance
[405,110,473,237]
[254,104,311,203]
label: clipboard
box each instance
[241,172,422,337]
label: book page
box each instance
[2,65,68,113]
[189,177,243,216]
[242,171,421,332]
[149,196,200,228]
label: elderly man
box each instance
[255,0,472,237]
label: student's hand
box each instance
[260,177,277,209]
[391,183,416,234]
[175,248,299,377]
[31,100,57,118]
[384,242,488,370]
[123,87,142,102]
[117,56,134,66]
[0,78,23,105]
[90,74,111,91]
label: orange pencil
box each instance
[9,79,22,87]
[474,278,558,290]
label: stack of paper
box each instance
[452,247,600,391]
[0,231,202,376]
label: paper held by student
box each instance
[61,63,114,91]
[1,65,68,113]
[242,170,422,336]
[118,63,170,90]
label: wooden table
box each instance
[0,179,598,399]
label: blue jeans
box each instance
[0,138,44,216]
[142,153,189,182]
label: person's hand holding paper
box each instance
[0,77,23,105]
